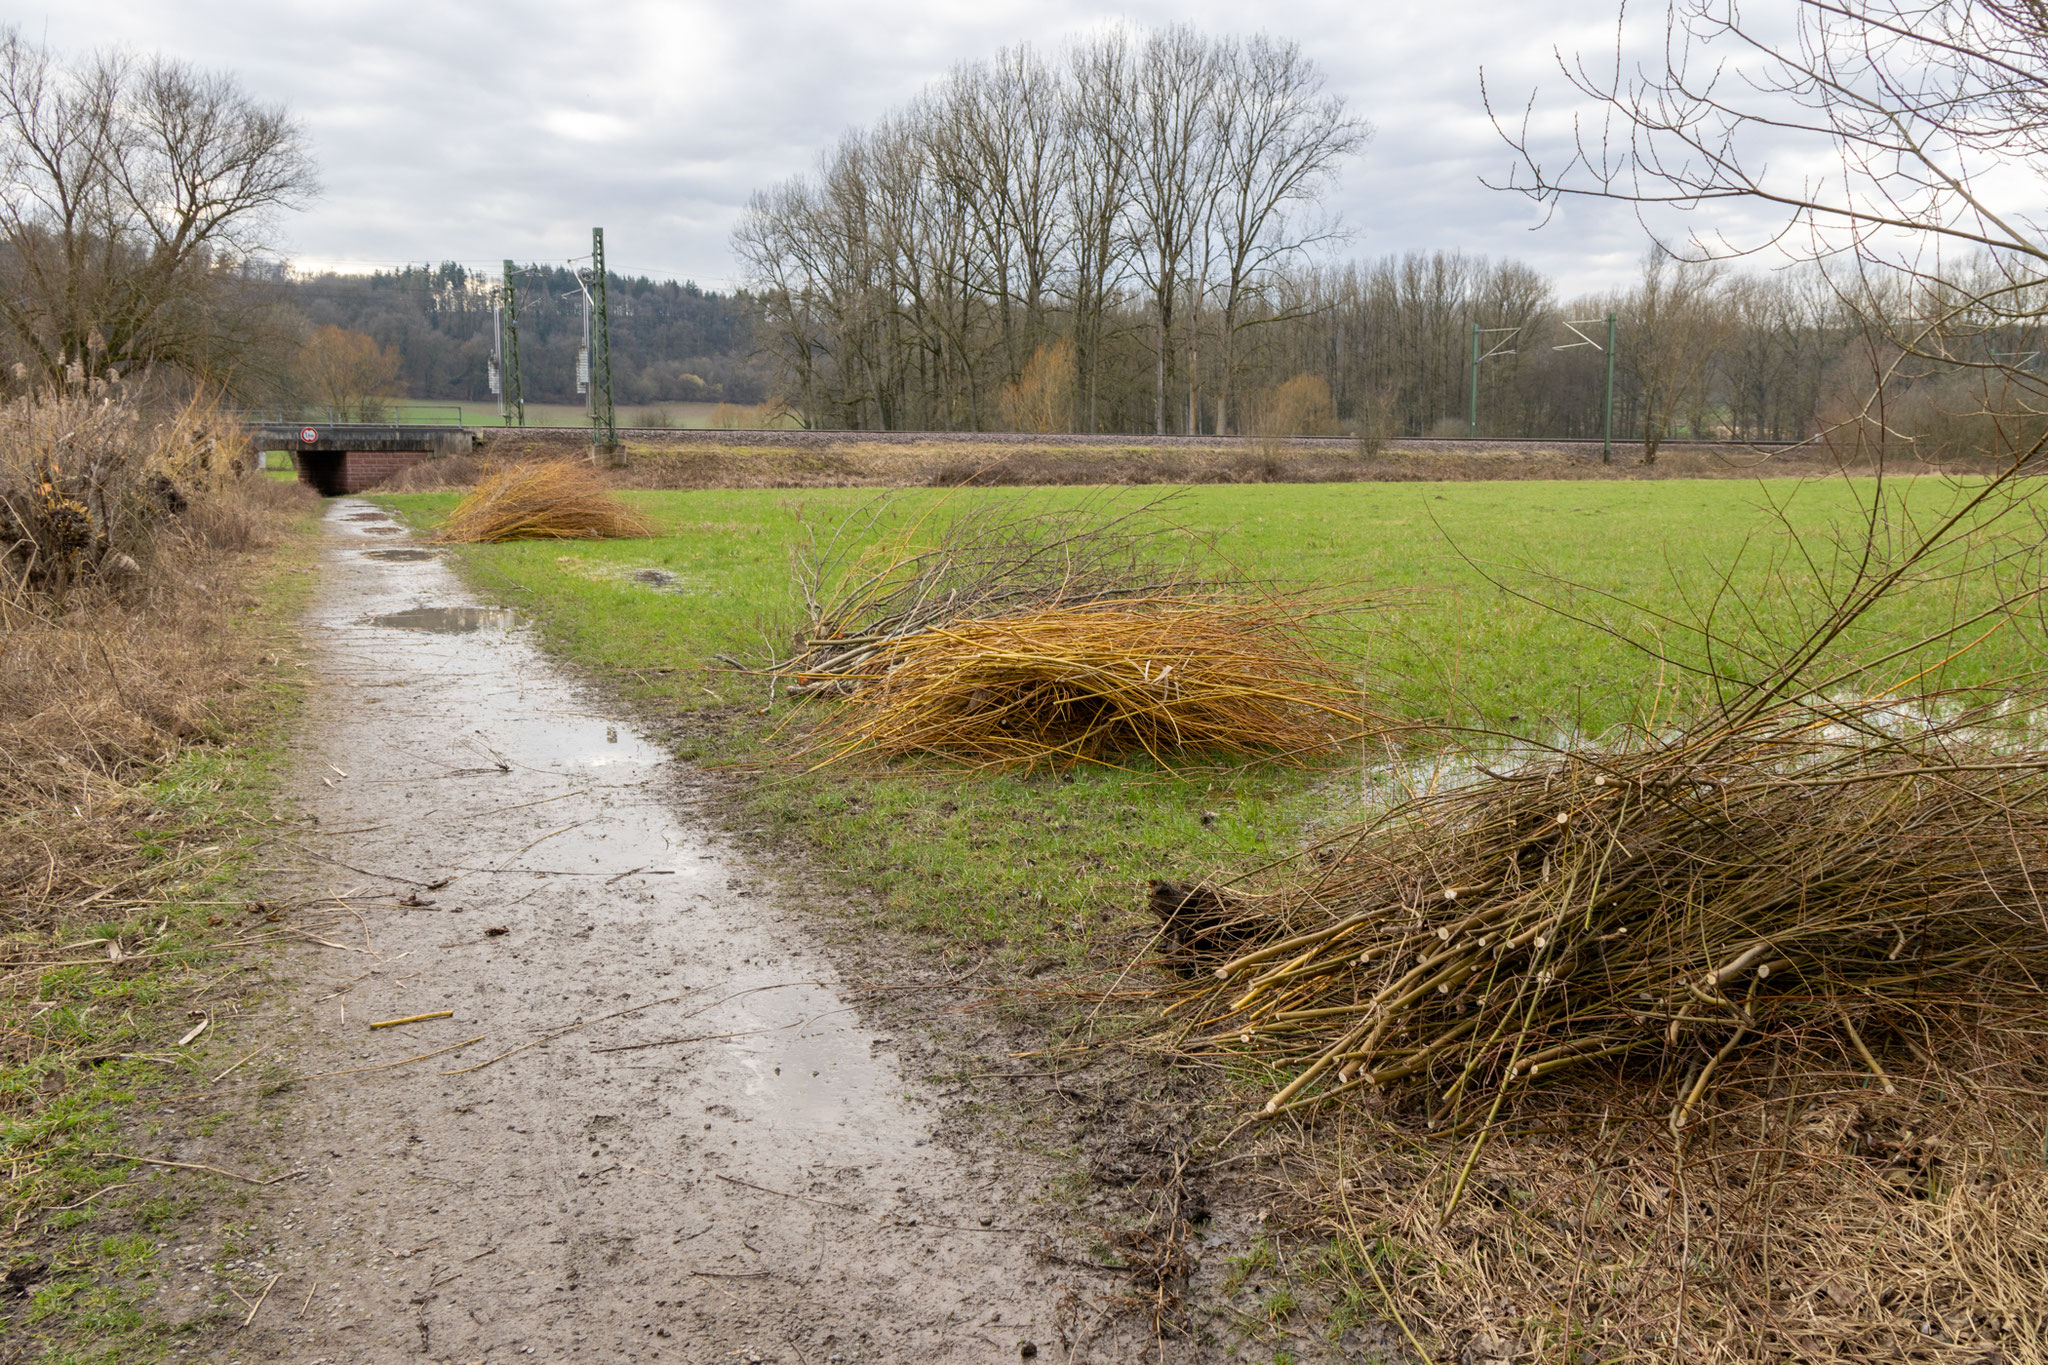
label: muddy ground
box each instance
[121,502,1394,1363]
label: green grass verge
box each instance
[0,522,322,1362]
[377,478,2034,966]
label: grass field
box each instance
[378,477,2037,966]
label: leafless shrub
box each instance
[0,377,251,603]
[0,397,315,925]
[381,451,489,491]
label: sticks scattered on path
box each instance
[93,1153,295,1186]
[368,1010,453,1029]
[157,1034,486,1104]
[714,1173,870,1216]
[211,1043,268,1084]
[441,993,687,1075]
[240,1271,282,1328]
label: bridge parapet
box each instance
[251,423,481,495]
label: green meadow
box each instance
[379,478,2037,961]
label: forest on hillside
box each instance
[279,263,771,409]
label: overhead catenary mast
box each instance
[490,294,505,423]
[500,259,525,427]
[1468,325,1520,437]
[589,227,619,462]
[1556,314,1617,464]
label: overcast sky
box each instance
[15,0,1785,296]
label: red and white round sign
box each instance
[300,427,318,443]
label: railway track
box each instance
[482,426,1803,452]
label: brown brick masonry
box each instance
[294,450,434,495]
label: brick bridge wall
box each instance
[295,450,434,495]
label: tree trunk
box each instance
[1155,291,1170,435]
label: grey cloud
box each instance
[27,0,1770,294]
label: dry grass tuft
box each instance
[434,458,654,543]
[1291,1075,2047,1362]
[382,450,488,491]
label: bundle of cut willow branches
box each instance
[771,491,1380,769]
[435,460,651,543]
[1174,696,2048,1130]
[786,595,1377,770]
[774,491,1215,689]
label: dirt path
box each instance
[194,501,1104,1362]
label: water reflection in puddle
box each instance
[362,549,437,562]
[361,526,403,535]
[371,606,517,634]
[344,511,393,523]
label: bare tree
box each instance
[1120,26,1219,435]
[0,30,315,386]
[1061,32,1136,432]
[1489,0,2048,445]
[1620,248,1728,461]
[1207,34,1371,434]
[297,323,398,421]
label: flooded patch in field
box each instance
[370,605,517,634]
[546,554,703,595]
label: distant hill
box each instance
[282,263,769,407]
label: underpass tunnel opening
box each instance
[296,451,346,496]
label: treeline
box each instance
[732,23,1905,448]
[1270,252,1860,452]
[278,263,769,408]
[736,25,1367,436]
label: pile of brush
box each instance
[773,493,1379,769]
[788,595,1372,769]
[1170,695,2048,1130]
[435,459,652,543]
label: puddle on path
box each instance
[369,605,516,633]
[360,525,403,535]
[246,494,1067,1361]
[343,511,392,522]
[360,548,436,562]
